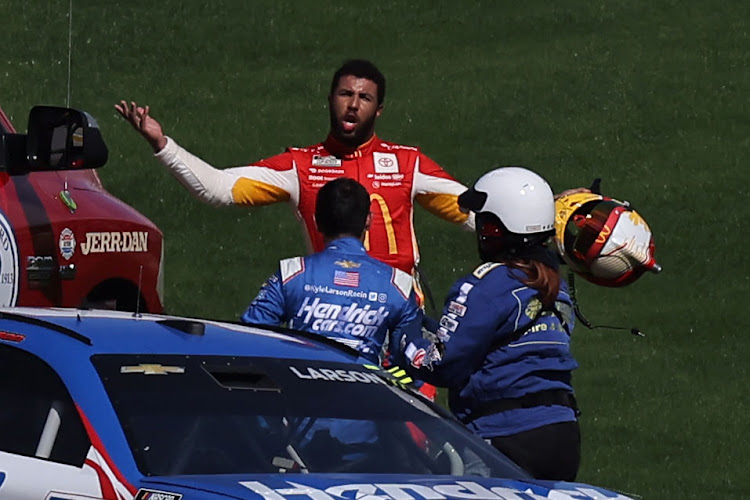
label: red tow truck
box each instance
[0,105,163,312]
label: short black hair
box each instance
[330,59,386,105]
[315,178,371,238]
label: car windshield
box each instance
[93,355,529,479]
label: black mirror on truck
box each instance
[0,106,108,175]
[27,106,109,171]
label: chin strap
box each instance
[567,270,644,337]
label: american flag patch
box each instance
[333,270,360,287]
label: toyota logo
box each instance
[378,157,394,168]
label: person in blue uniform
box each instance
[401,166,581,481]
[242,177,423,466]
[242,177,422,367]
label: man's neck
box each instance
[323,234,363,245]
[324,133,377,158]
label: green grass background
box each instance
[3,1,750,497]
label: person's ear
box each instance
[365,212,373,230]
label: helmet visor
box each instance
[563,199,625,262]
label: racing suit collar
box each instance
[325,236,367,254]
[323,133,378,159]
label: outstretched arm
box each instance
[412,153,475,231]
[554,187,590,199]
[114,100,296,207]
[401,278,513,388]
[114,100,167,153]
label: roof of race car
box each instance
[0,307,361,362]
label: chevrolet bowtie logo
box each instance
[334,260,361,269]
[120,364,185,375]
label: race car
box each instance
[0,307,636,500]
[0,105,163,312]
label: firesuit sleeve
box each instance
[387,289,424,368]
[401,270,519,388]
[240,270,287,326]
[412,153,475,231]
[155,137,299,207]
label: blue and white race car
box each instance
[0,307,635,500]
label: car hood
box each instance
[139,474,636,499]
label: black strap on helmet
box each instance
[567,270,644,337]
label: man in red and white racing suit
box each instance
[154,133,469,274]
[117,60,469,400]
[116,59,473,275]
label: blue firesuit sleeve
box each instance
[402,273,517,388]
[386,290,424,368]
[240,271,287,325]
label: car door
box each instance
[0,344,110,499]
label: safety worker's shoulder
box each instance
[279,256,305,284]
[472,262,506,280]
[390,267,414,300]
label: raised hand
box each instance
[114,100,168,152]
[554,187,590,200]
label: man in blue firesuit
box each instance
[241,177,422,367]
[242,178,423,466]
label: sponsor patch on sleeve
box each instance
[459,282,474,297]
[436,327,451,342]
[280,257,304,283]
[439,316,459,332]
[391,268,414,300]
[279,257,305,283]
[447,300,467,317]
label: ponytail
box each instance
[508,260,560,308]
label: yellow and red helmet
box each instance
[554,192,661,287]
